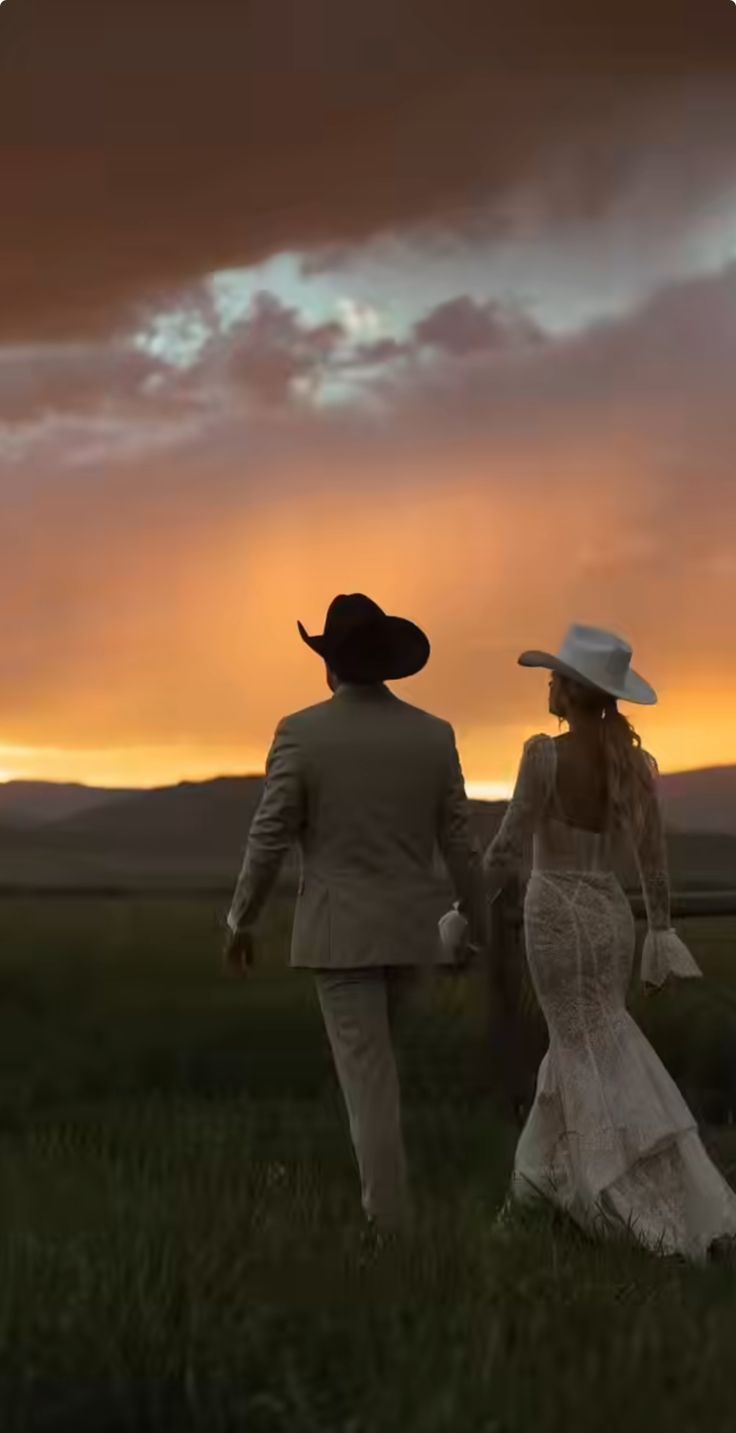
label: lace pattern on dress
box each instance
[633,772,702,986]
[633,777,672,930]
[641,929,702,988]
[482,734,554,903]
[481,733,724,1260]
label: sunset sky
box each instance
[1,0,736,797]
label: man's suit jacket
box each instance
[227,682,484,969]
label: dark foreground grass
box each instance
[1,898,736,1431]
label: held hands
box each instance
[643,974,678,998]
[222,924,254,977]
[438,904,479,968]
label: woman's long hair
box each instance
[561,677,657,836]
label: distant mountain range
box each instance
[656,767,736,838]
[0,777,266,887]
[0,766,734,890]
[0,780,136,827]
[2,765,735,834]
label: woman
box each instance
[474,624,736,1261]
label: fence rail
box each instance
[1,882,736,918]
[0,876,733,922]
[0,884,240,901]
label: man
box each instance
[223,593,486,1234]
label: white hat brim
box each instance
[518,650,657,706]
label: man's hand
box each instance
[222,925,254,977]
[455,938,485,974]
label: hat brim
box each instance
[298,615,430,681]
[518,650,657,705]
[297,620,327,657]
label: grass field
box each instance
[1,897,736,1432]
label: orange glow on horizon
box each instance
[1,698,735,793]
[3,459,735,792]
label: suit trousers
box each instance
[315,965,419,1232]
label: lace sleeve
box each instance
[634,769,702,989]
[482,735,550,904]
[635,771,672,932]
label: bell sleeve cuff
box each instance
[641,927,702,989]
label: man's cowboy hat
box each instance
[298,593,430,682]
[518,623,657,705]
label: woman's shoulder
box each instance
[521,733,556,786]
[523,731,555,755]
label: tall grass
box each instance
[0,899,735,1431]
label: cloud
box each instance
[2,0,735,343]
[214,293,343,407]
[374,262,736,471]
[1,256,734,777]
[413,296,543,355]
[3,258,735,495]
[0,342,164,424]
[0,282,550,461]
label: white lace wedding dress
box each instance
[482,733,736,1261]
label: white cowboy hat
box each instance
[518,623,657,705]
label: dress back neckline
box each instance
[543,734,609,838]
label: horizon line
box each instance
[1,758,734,796]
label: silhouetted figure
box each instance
[224,594,486,1234]
[478,624,736,1261]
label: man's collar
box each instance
[332,682,393,701]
